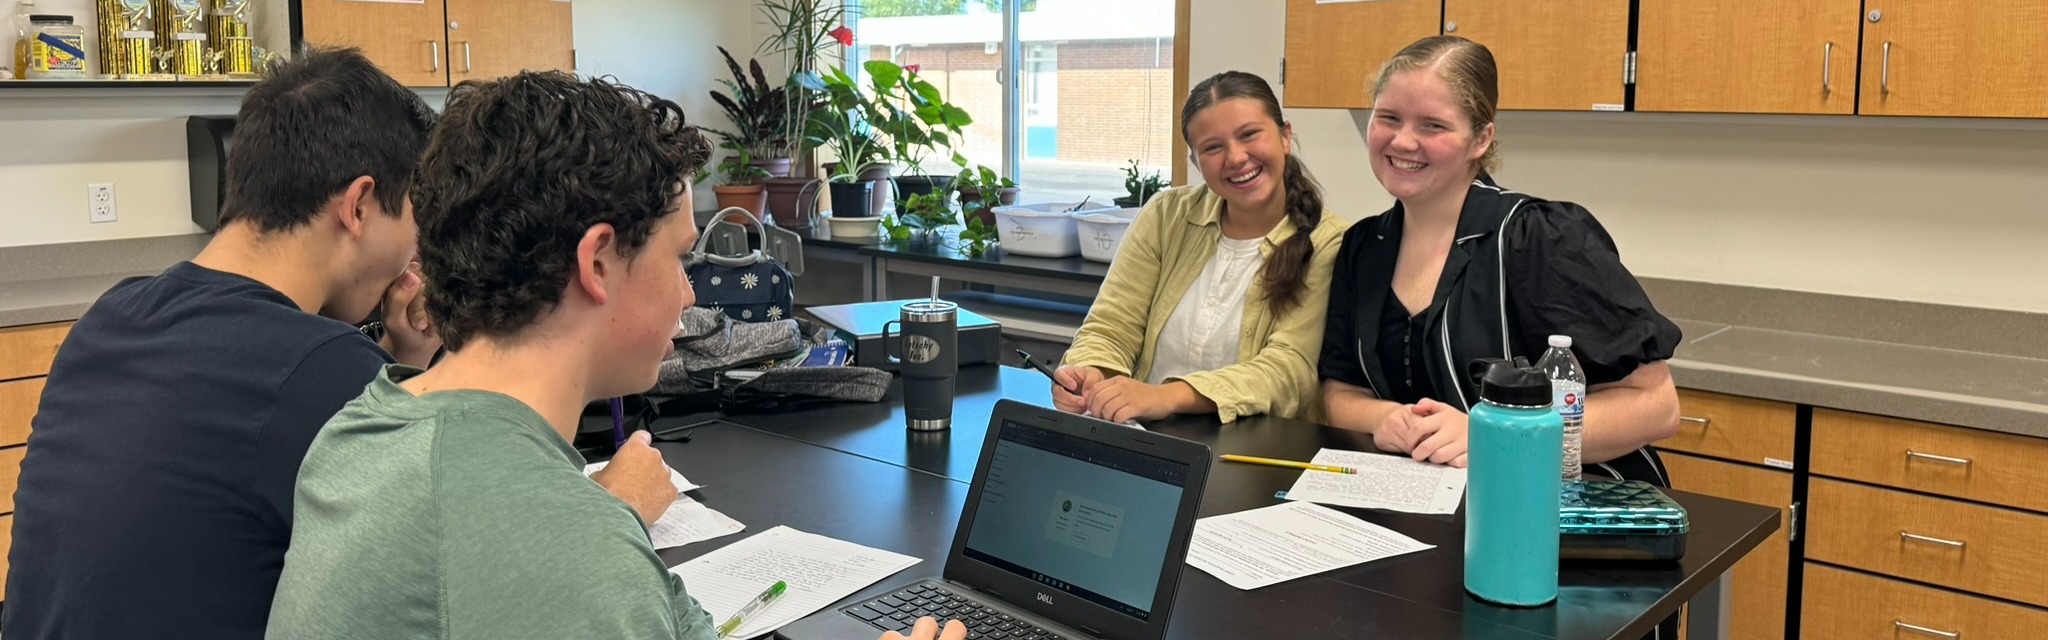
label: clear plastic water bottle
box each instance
[1536,335,1586,482]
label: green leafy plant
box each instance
[716,146,772,186]
[807,66,889,183]
[704,47,799,161]
[1118,159,1169,207]
[863,59,973,175]
[953,164,1015,215]
[756,0,849,159]
[953,216,999,256]
[881,190,957,241]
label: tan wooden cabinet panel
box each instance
[1637,0,1861,114]
[1444,0,1629,111]
[1860,0,2048,117]
[1807,478,2048,608]
[1662,452,1792,640]
[1282,0,1440,109]
[0,378,42,448]
[1657,389,1798,466]
[1803,564,2048,640]
[445,0,576,83]
[298,0,450,87]
[0,322,70,382]
[1812,408,2048,514]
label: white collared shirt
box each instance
[1146,234,1263,384]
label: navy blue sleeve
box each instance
[251,333,392,528]
[1318,222,1370,387]
[1503,201,1683,386]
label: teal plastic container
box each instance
[1464,359,1564,607]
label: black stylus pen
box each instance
[1016,349,1079,395]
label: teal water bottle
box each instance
[1464,358,1564,607]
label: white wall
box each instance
[1189,0,2048,315]
[0,0,753,249]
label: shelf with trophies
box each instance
[4,0,288,86]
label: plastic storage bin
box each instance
[991,202,1117,258]
[1075,207,1142,263]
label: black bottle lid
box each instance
[1469,357,1551,408]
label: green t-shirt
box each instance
[266,365,715,640]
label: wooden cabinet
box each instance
[1860,0,2048,118]
[1663,452,1793,640]
[299,0,575,88]
[0,320,66,604]
[1636,0,1861,114]
[445,0,575,83]
[1281,0,1439,108]
[1443,0,1630,111]
[1808,477,2048,608]
[1659,390,1797,466]
[1812,408,2048,514]
[298,0,452,87]
[0,322,69,382]
[1803,564,2048,640]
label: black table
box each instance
[704,366,1776,640]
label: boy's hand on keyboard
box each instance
[882,617,966,640]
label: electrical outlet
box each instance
[89,183,116,223]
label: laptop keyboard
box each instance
[843,582,1067,640]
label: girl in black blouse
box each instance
[1318,36,1684,486]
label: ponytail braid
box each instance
[1257,153,1324,316]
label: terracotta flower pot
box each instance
[712,184,767,224]
[748,156,793,179]
[763,177,819,229]
[997,186,1020,205]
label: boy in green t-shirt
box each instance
[266,72,963,640]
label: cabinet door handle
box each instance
[462,41,473,73]
[1679,416,1711,428]
[1899,531,1967,549]
[1822,41,1833,93]
[429,41,441,72]
[1882,41,1893,94]
[1894,620,1962,638]
[1905,450,1972,466]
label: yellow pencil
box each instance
[1220,454,1357,474]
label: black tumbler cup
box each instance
[883,300,958,431]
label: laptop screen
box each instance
[961,420,1191,621]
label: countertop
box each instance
[0,271,153,328]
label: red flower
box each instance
[829,26,854,47]
[904,64,921,74]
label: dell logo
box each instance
[1035,593,1053,605]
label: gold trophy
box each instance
[205,0,253,79]
[100,0,166,79]
[152,0,208,79]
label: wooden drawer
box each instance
[1803,563,2048,640]
[0,377,43,447]
[1656,389,1797,467]
[1663,452,1792,640]
[0,322,71,381]
[0,446,22,513]
[1807,478,2048,607]
[1813,408,2048,513]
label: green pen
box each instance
[714,580,788,639]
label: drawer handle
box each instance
[1899,531,1967,549]
[1905,450,1972,466]
[1679,416,1711,428]
[1894,620,1961,638]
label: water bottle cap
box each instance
[1548,334,1573,348]
[1468,358,1552,408]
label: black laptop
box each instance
[777,399,1212,640]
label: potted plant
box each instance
[953,164,1018,227]
[710,146,772,224]
[756,0,848,228]
[863,59,973,208]
[1114,159,1169,208]
[953,216,999,257]
[882,190,956,244]
[808,65,892,223]
[706,47,796,179]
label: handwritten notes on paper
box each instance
[674,526,921,639]
[1187,501,1434,590]
[1281,448,1467,515]
[646,496,746,550]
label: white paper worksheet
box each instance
[583,460,702,494]
[1186,501,1434,590]
[1281,448,1467,514]
[646,496,746,550]
[673,526,921,639]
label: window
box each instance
[852,0,1178,206]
